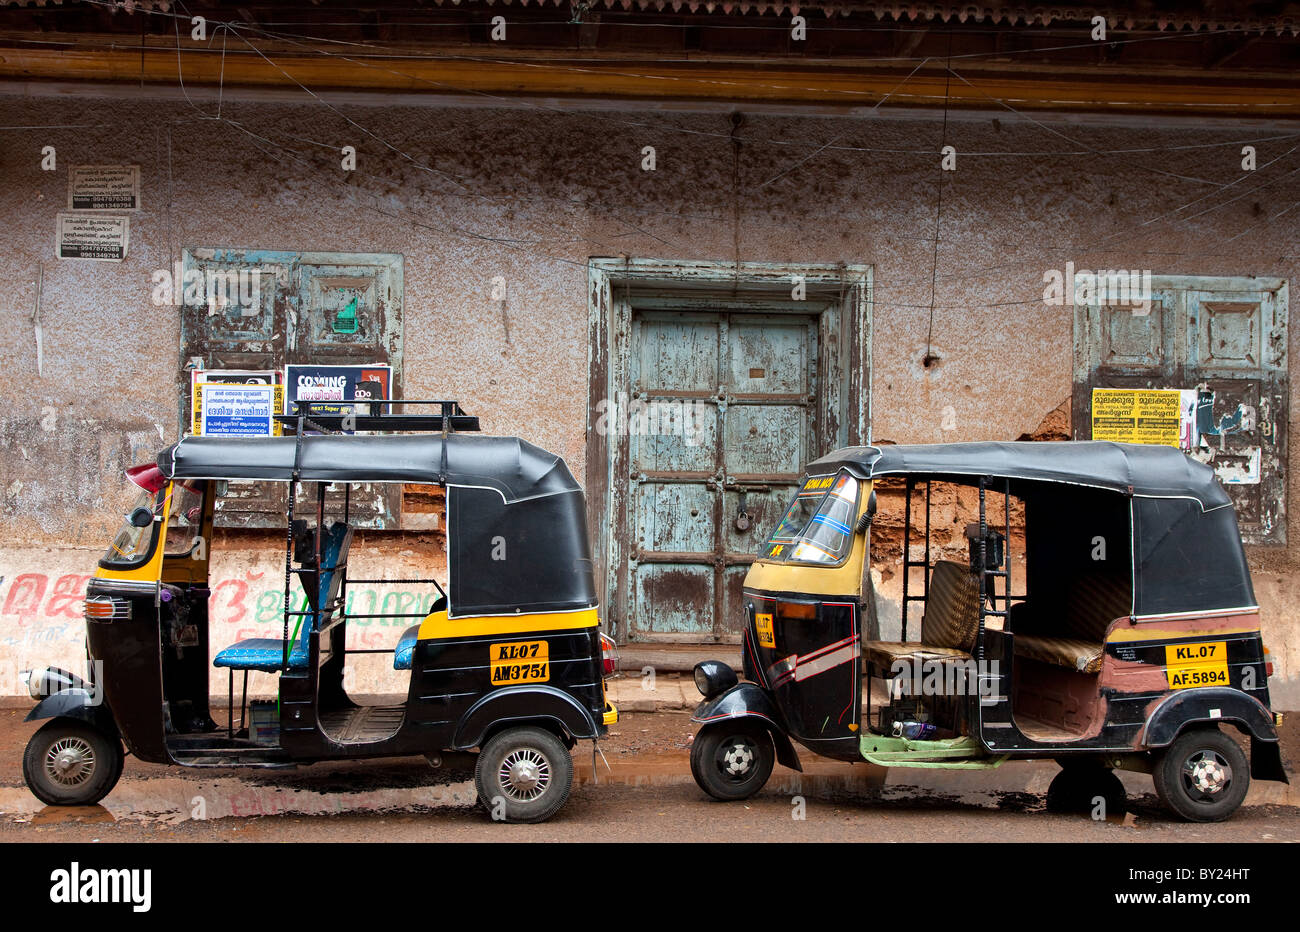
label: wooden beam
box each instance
[1,43,1298,116]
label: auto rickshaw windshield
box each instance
[762,471,861,565]
[101,487,162,568]
[99,480,206,569]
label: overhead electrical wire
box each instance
[9,0,1295,318]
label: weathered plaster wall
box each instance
[0,93,1296,702]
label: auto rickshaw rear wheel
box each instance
[690,722,775,801]
[475,725,574,824]
[22,720,124,807]
[1152,727,1249,823]
[1045,761,1126,818]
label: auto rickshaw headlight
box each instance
[694,660,738,699]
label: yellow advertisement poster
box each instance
[190,370,283,437]
[1090,388,1183,447]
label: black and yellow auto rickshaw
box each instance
[690,441,1287,822]
[20,401,617,823]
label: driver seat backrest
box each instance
[302,521,353,626]
[211,523,353,674]
[920,560,982,653]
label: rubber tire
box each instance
[22,719,124,807]
[1046,764,1127,817]
[1153,727,1250,823]
[475,726,574,824]
[690,722,775,801]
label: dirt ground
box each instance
[1,706,1297,843]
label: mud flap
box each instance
[1251,737,1289,784]
[763,728,802,773]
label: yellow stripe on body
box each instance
[416,606,600,640]
[1106,623,1260,644]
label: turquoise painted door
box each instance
[628,310,818,641]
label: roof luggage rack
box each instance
[275,399,479,435]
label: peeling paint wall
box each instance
[0,93,1297,704]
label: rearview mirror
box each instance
[855,490,877,534]
[128,506,155,528]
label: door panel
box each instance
[633,562,715,636]
[180,249,295,524]
[631,406,718,475]
[723,405,807,476]
[635,482,713,553]
[634,315,719,395]
[628,309,816,641]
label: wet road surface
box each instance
[3,708,1297,843]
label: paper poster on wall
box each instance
[1090,388,1199,450]
[198,384,278,437]
[284,364,391,417]
[191,370,283,437]
[54,213,129,262]
[68,165,141,211]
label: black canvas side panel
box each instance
[448,486,598,616]
[1133,497,1256,615]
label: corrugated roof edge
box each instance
[3,1,1296,34]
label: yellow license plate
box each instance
[490,640,550,684]
[755,613,775,648]
[1165,641,1229,689]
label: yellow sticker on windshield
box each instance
[490,640,550,684]
[1165,641,1229,690]
[755,613,775,648]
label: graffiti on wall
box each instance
[0,561,442,695]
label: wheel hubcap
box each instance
[499,748,551,801]
[717,737,757,781]
[45,737,96,788]
[1182,749,1232,799]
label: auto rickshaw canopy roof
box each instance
[156,433,598,617]
[808,440,1231,510]
[158,433,580,503]
[809,441,1255,616]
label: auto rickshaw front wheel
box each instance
[475,726,574,824]
[690,722,775,801]
[1152,727,1250,823]
[22,720,124,807]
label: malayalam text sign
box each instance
[191,370,283,437]
[198,383,278,437]
[54,214,129,262]
[1091,388,1183,447]
[68,165,141,211]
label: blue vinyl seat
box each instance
[392,597,445,671]
[393,625,420,671]
[214,522,353,672]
